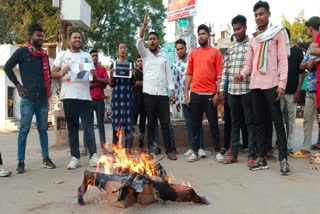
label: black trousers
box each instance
[251,87,287,161]
[133,92,146,147]
[144,94,172,154]
[228,92,256,158]
[63,99,96,159]
[190,92,220,152]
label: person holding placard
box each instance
[109,42,135,155]
[52,30,99,170]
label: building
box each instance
[0,44,56,132]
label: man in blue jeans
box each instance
[173,39,206,159]
[4,23,56,173]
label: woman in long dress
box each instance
[109,42,135,154]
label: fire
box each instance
[97,133,157,176]
[97,128,191,186]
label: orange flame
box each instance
[97,128,157,177]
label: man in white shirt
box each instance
[52,30,99,169]
[136,14,177,160]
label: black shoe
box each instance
[42,157,56,169]
[280,159,290,176]
[250,158,269,171]
[16,161,25,173]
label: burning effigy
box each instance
[77,144,209,208]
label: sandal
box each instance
[309,156,320,164]
[289,150,311,158]
[223,156,237,164]
[313,152,320,157]
[311,144,320,150]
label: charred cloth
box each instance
[77,154,209,208]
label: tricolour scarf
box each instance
[253,22,290,73]
[26,42,51,99]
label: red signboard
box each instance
[167,0,196,22]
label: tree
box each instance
[0,0,60,44]
[0,0,167,60]
[85,0,166,59]
[282,10,311,45]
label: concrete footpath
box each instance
[0,120,320,214]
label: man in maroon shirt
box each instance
[82,50,108,155]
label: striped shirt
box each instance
[220,37,250,95]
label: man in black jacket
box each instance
[4,23,56,173]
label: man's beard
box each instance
[32,40,42,48]
[71,44,81,50]
[199,40,208,47]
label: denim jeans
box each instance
[181,104,204,150]
[17,97,49,161]
[63,99,96,159]
[190,92,220,152]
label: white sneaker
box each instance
[0,165,11,177]
[215,152,225,163]
[198,149,207,158]
[187,153,199,162]
[67,157,80,170]
[89,153,100,167]
[184,149,193,157]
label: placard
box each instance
[65,62,93,82]
[113,61,132,78]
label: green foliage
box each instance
[85,0,166,59]
[0,0,167,60]
[282,10,311,45]
[0,0,60,44]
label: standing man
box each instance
[133,55,146,150]
[185,24,224,162]
[235,1,290,175]
[219,15,256,165]
[4,23,56,173]
[136,14,177,160]
[52,30,99,170]
[290,17,320,158]
[281,28,304,155]
[81,50,108,155]
[310,17,320,156]
[173,39,206,158]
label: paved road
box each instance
[1,121,320,214]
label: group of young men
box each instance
[1,0,320,178]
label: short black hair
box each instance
[305,16,320,31]
[117,41,127,48]
[175,39,186,48]
[285,28,291,40]
[253,1,270,12]
[136,54,141,59]
[231,15,247,26]
[197,24,210,34]
[148,32,159,40]
[28,23,44,37]
[90,49,98,54]
[68,30,82,39]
